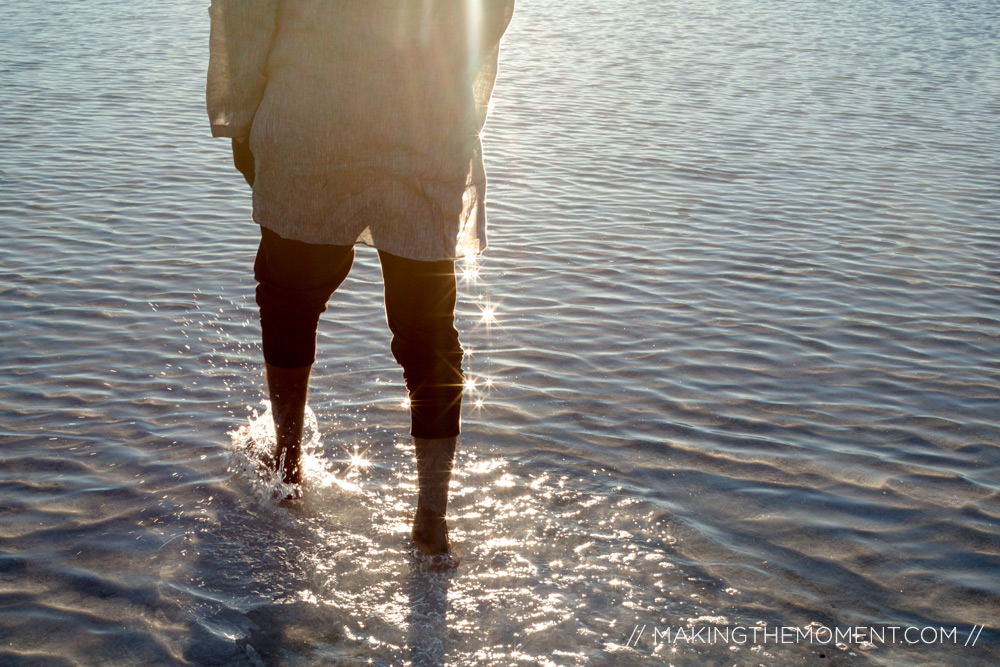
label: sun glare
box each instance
[349,450,370,469]
[465,0,482,69]
[478,297,498,325]
[462,263,481,282]
[461,250,481,283]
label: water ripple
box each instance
[2,0,999,663]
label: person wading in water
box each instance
[207,0,515,568]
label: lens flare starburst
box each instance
[477,296,499,327]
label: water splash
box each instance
[227,401,381,504]
[227,402,320,503]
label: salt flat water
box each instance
[1,0,998,664]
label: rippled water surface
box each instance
[2,0,999,664]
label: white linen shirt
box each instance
[207,0,514,261]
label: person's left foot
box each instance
[411,514,460,570]
[412,436,459,569]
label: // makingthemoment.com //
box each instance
[623,623,985,650]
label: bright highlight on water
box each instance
[1,0,998,664]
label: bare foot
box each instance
[413,548,461,571]
[411,518,460,570]
[274,444,302,486]
[265,362,310,490]
[412,436,459,569]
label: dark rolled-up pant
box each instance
[254,226,464,438]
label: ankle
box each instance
[265,362,312,485]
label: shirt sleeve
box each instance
[206,0,279,138]
[482,0,516,53]
[472,0,516,129]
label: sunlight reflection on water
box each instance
[1,0,998,663]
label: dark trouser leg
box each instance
[378,250,464,560]
[255,227,354,484]
[378,250,464,439]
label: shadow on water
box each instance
[176,508,458,665]
[164,402,458,665]
[404,568,453,667]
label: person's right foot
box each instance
[265,362,311,490]
[274,443,302,485]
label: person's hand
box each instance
[232,137,255,187]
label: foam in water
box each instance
[228,402,323,503]
[229,402,466,571]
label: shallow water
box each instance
[2,0,999,664]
